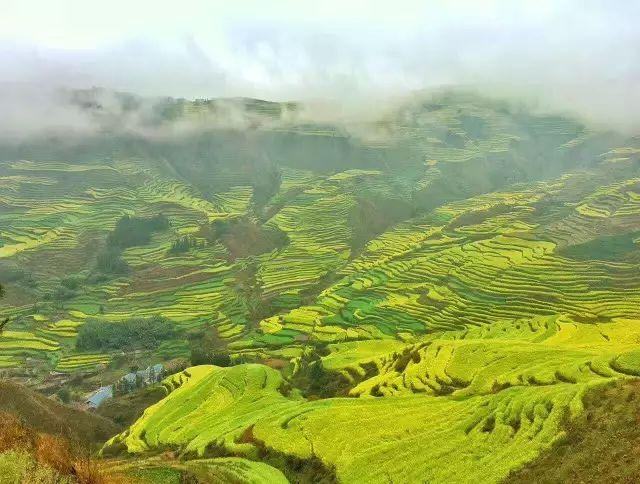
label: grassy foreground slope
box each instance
[105,306,640,483]
[107,456,289,484]
[0,380,118,446]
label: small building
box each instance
[118,363,164,392]
[84,385,113,409]
[84,363,165,409]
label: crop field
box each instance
[55,353,112,373]
[2,91,640,482]
[257,172,359,308]
[105,322,640,484]
[249,169,640,355]
[107,455,289,483]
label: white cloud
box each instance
[0,0,638,131]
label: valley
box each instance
[1,90,640,483]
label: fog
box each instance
[1,0,639,139]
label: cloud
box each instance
[0,0,638,135]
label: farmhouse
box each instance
[84,385,113,409]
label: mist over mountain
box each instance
[2,0,640,136]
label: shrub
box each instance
[107,214,169,249]
[195,350,232,367]
[76,316,176,352]
[188,326,233,366]
[95,248,129,275]
[0,265,28,284]
[251,164,281,209]
[60,276,83,291]
[92,214,170,279]
[22,273,37,288]
[56,387,72,404]
[0,414,121,484]
[0,383,131,483]
[168,235,200,254]
[35,434,73,475]
[0,265,38,290]
[72,455,109,484]
[51,285,77,301]
[0,413,34,452]
[190,345,232,367]
[0,450,56,484]
[212,217,288,260]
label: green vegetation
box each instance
[76,316,176,352]
[93,214,169,278]
[1,90,640,482]
[0,449,71,484]
[168,235,201,254]
[560,231,640,261]
[107,214,169,249]
[95,247,130,275]
[96,385,167,428]
[104,312,640,482]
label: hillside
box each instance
[507,379,640,483]
[0,380,119,446]
[1,90,640,482]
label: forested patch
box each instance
[76,316,176,352]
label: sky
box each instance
[1,0,639,131]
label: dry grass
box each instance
[73,456,121,484]
[35,434,74,475]
[0,381,119,447]
[0,413,35,452]
[506,379,640,484]
[0,411,126,483]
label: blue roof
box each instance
[86,385,113,407]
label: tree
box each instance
[76,316,176,352]
[168,235,199,254]
[0,284,7,335]
[56,387,71,404]
[107,214,169,249]
[188,325,233,366]
[95,247,129,275]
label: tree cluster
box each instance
[168,235,203,254]
[107,214,169,249]
[93,213,170,278]
[76,316,176,352]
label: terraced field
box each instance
[0,155,260,370]
[248,169,640,357]
[105,317,640,483]
[257,171,366,308]
[2,90,640,482]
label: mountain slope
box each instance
[0,380,118,446]
[507,379,640,483]
[1,90,640,482]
